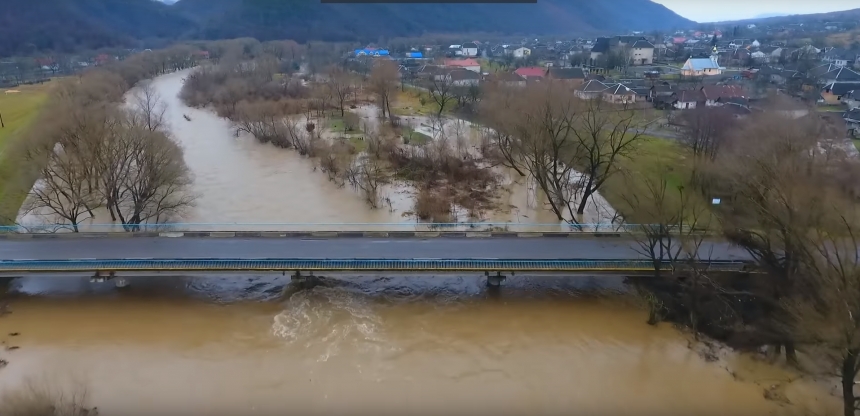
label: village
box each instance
[345,21,860,140]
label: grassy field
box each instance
[599,135,711,226]
[817,104,847,112]
[0,81,54,224]
[393,87,454,117]
[401,126,432,146]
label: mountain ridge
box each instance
[1,0,694,56]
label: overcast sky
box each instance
[651,0,859,22]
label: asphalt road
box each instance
[0,237,752,261]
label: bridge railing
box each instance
[0,222,699,234]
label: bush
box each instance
[414,188,453,223]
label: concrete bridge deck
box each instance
[0,236,751,261]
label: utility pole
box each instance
[0,111,4,128]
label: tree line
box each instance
[3,47,200,231]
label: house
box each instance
[443,58,481,73]
[461,43,479,57]
[680,56,723,77]
[486,72,526,87]
[700,85,747,107]
[674,89,704,110]
[811,65,860,84]
[602,83,637,104]
[513,47,531,59]
[823,48,854,67]
[545,67,586,87]
[844,108,860,136]
[820,81,860,105]
[630,40,655,65]
[514,66,547,81]
[448,69,481,86]
[575,80,610,100]
[355,48,390,57]
[589,38,611,64]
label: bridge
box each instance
[0,234,753,285]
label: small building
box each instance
[443,58,481,73]
[448,69,481,86]
[674,89,704,110]
[486,71,526,87]
[545,67,586,87]
[355,48,390,57]
[461,43,479,57]
[514,66,547,81]
[513,47,531,59]
[821,81,860,105]
[602,83,637,104]
[575,80,610,100]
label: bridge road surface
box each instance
[0,237,753,261]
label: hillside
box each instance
[175,0,694,42]
[711,8,860,25]
[0,0,194,56]
[0,0,694,56]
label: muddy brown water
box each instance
[0,274,841,416]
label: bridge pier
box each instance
[289,271,321,289]
[486,271,506,288]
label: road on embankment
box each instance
[0,237,752,261]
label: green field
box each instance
[0,81,53,224]
[599,135,713,226]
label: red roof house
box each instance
[514,66,547,79]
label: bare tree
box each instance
[715,112,835,365]
[428,70,457,117]
[676,106,735,162]
[568,97,644,218]
[326,66,354,117]
[111,117,194,230]
[368,60,399,119]
[785,202,860,416]
[130,82,168,133]
[345,156,389,208]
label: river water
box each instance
[0,274,840,416]
[0,70,842,415]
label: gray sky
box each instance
[652,0,859,22]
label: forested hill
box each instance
[0,0,694,56]
[176,0,694,42]
[0,0,193,56]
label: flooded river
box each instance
[20,69,611,230]
[0,275,840,416]
[0,70,842,415]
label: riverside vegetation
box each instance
[6,38,860,416]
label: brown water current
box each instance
[0,275,842,416]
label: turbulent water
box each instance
[0,274,841,416]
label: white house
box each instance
[461,43,479,57]
[630,40,654,65]
[513,47,531,59]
